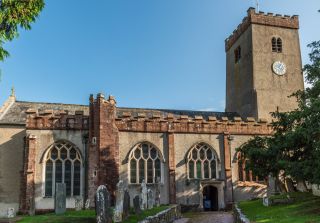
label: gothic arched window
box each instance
[128,142,163,184]
[44,141,82,197]
[272,37,282,53]
[187,143,218,179]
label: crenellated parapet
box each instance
[225,7,299,51]
[115,112,273,135]
[26,109,89,130]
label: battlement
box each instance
[225,7,299,51]
[115,112,273,135]
[26,109,89,130]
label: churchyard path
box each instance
[175,211,234,223]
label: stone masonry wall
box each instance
[0,125,25,217]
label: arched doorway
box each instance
[202,186,218,211]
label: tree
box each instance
[0,0,45,61]
[237,41,320,187]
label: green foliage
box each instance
[237,41,320,184]
[239,192,320,223]
[0,0,44,61]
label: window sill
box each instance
[42,196,82,199]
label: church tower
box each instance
[225,8,304,121]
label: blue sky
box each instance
[0,0,319,111]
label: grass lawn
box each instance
[239,192,320,223]
[16,205,170,223]
[16,210,96,223]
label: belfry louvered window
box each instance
[187,143,218,179]
[129,142,163,184]
[44,141,82,197]
[234,46,241,63]
[272,37,282,53]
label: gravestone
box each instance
[285,177,295,192]
[133,195,142,215]
[140,180,148,210]
[95,185,112,223]
[29,196,35,216]
[155,177,161,207]
[85,199,90,209]
[267,174,279,196]
[123,190,130,219]
[55,183,66,215]
[296,180,308,192]
[7,207,15,218]
[75,198,83,211]
[147,189,154,209]
[113,180,125,223]
[263,195,270,207]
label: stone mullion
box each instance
[52,161,56,197]
[71,160,74,197]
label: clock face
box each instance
[272,61,286,75]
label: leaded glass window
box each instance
[44,141,82,197]
[187,143,218,179]
[129,142,163,184]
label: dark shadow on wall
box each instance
[0,126,25,204]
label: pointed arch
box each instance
[128,141,164,184]
[186,142,219,180]
[43,140,83,197]
[40,139,83,164]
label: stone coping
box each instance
[138,205,182,223]
[234,204,250,223]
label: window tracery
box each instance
[187,143,218,179]
[128,142,163,184]
[44,141,82,197]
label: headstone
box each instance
[95,185,112,223]
[123,190,130,219]
[75,198,83,211]
[7,207,15,218]
[147,189,154,209]
[285,177,295,192]
[29,196,35,216]
[155,177,161,207]
[133,195,142,215]
[85,199,90,210]
[141,180,148,210]
[267,174,279,196]
[55,183,66,215]
[113,180,125,223]
[262,195,270,207]
[296,180,308,192]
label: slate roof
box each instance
[0,100,89,125]
[117,107,239,120]
[0,99,238,125]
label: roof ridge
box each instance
[15,100,88,107]
[117,107,233,114]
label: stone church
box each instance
[0,8,304,217]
